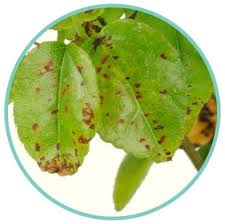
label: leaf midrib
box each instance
[57,46,68,151]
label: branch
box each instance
[181,137,204,171]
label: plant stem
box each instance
[181,137,203,171]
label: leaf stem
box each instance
[181,137,203,171]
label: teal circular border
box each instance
[4,4,220,220]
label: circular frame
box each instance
[4,4,221,220]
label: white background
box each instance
[0,0,225,223]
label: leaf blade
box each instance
[11,42,99,175]
[113,154,153,211]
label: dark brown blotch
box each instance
[40,60,55,74]
[158,135,166,144]
[160,89,167,94]
[32,123,39,131]
[93,36,106,51]
[76,64,83,74]
[103,73,110,79]
[35,143,40,152]
[79,135,91,144]
[160,53,167,60]
[135,83,141,88]
[139,138,145,143]
[128,11,138,19]
[145,144,150,150]
[51,109,59,115]
[101,55,110,64]
[186,107,192,115]
[99,95,104,104]
[95,67,102,73]
[56,143,60,150]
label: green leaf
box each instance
[52,8,124,43]
[113,154,153,211]
[11,42,99,175]
[126,10,213,132]
[87,20,188,161]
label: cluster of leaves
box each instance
[10,8,215,211]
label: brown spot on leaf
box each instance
[135,94,142,99]
[105,112,109,117]
[144,113,149,118]
[56,143,60,150]
[51,109,59,115]
[160,89,167,94]
[73,34,81,44]
[158,135,166,144]
[160,53,167,60]
[145,144,150,150]
[35,143,40,151]
[89,124,95,129]
[128,11,138,19]
[113,56,119,60]
[186,107,192,115]
[62,84,70,96]
[82,21,93,37]
[32,123,39,131]
[101,55,110,64]
[125,76,130,80]
[35,87,40,95]
[98,16,107,26]
[40,60,55,74]
[79,135,90,144]
[154,125,164,130]
[96,67,102,73]
[93,36,106,51]
[165,151,171,156]
[103,73,109,79]
[119,118,125,124]
[135,83,141,88]
[82,103,94,128]
[76,64,83,73]
[100,95,104,104]
[139,138,145,143]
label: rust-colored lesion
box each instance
[40,60,55,74]
[38,154,78,176]
[187,97,217,146]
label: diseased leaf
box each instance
[113,154,153,211]
[11,42,99,175]
[53,8,124,43]
[187,97,216,146]
[86,20,188,161]
[126,10,213,132]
